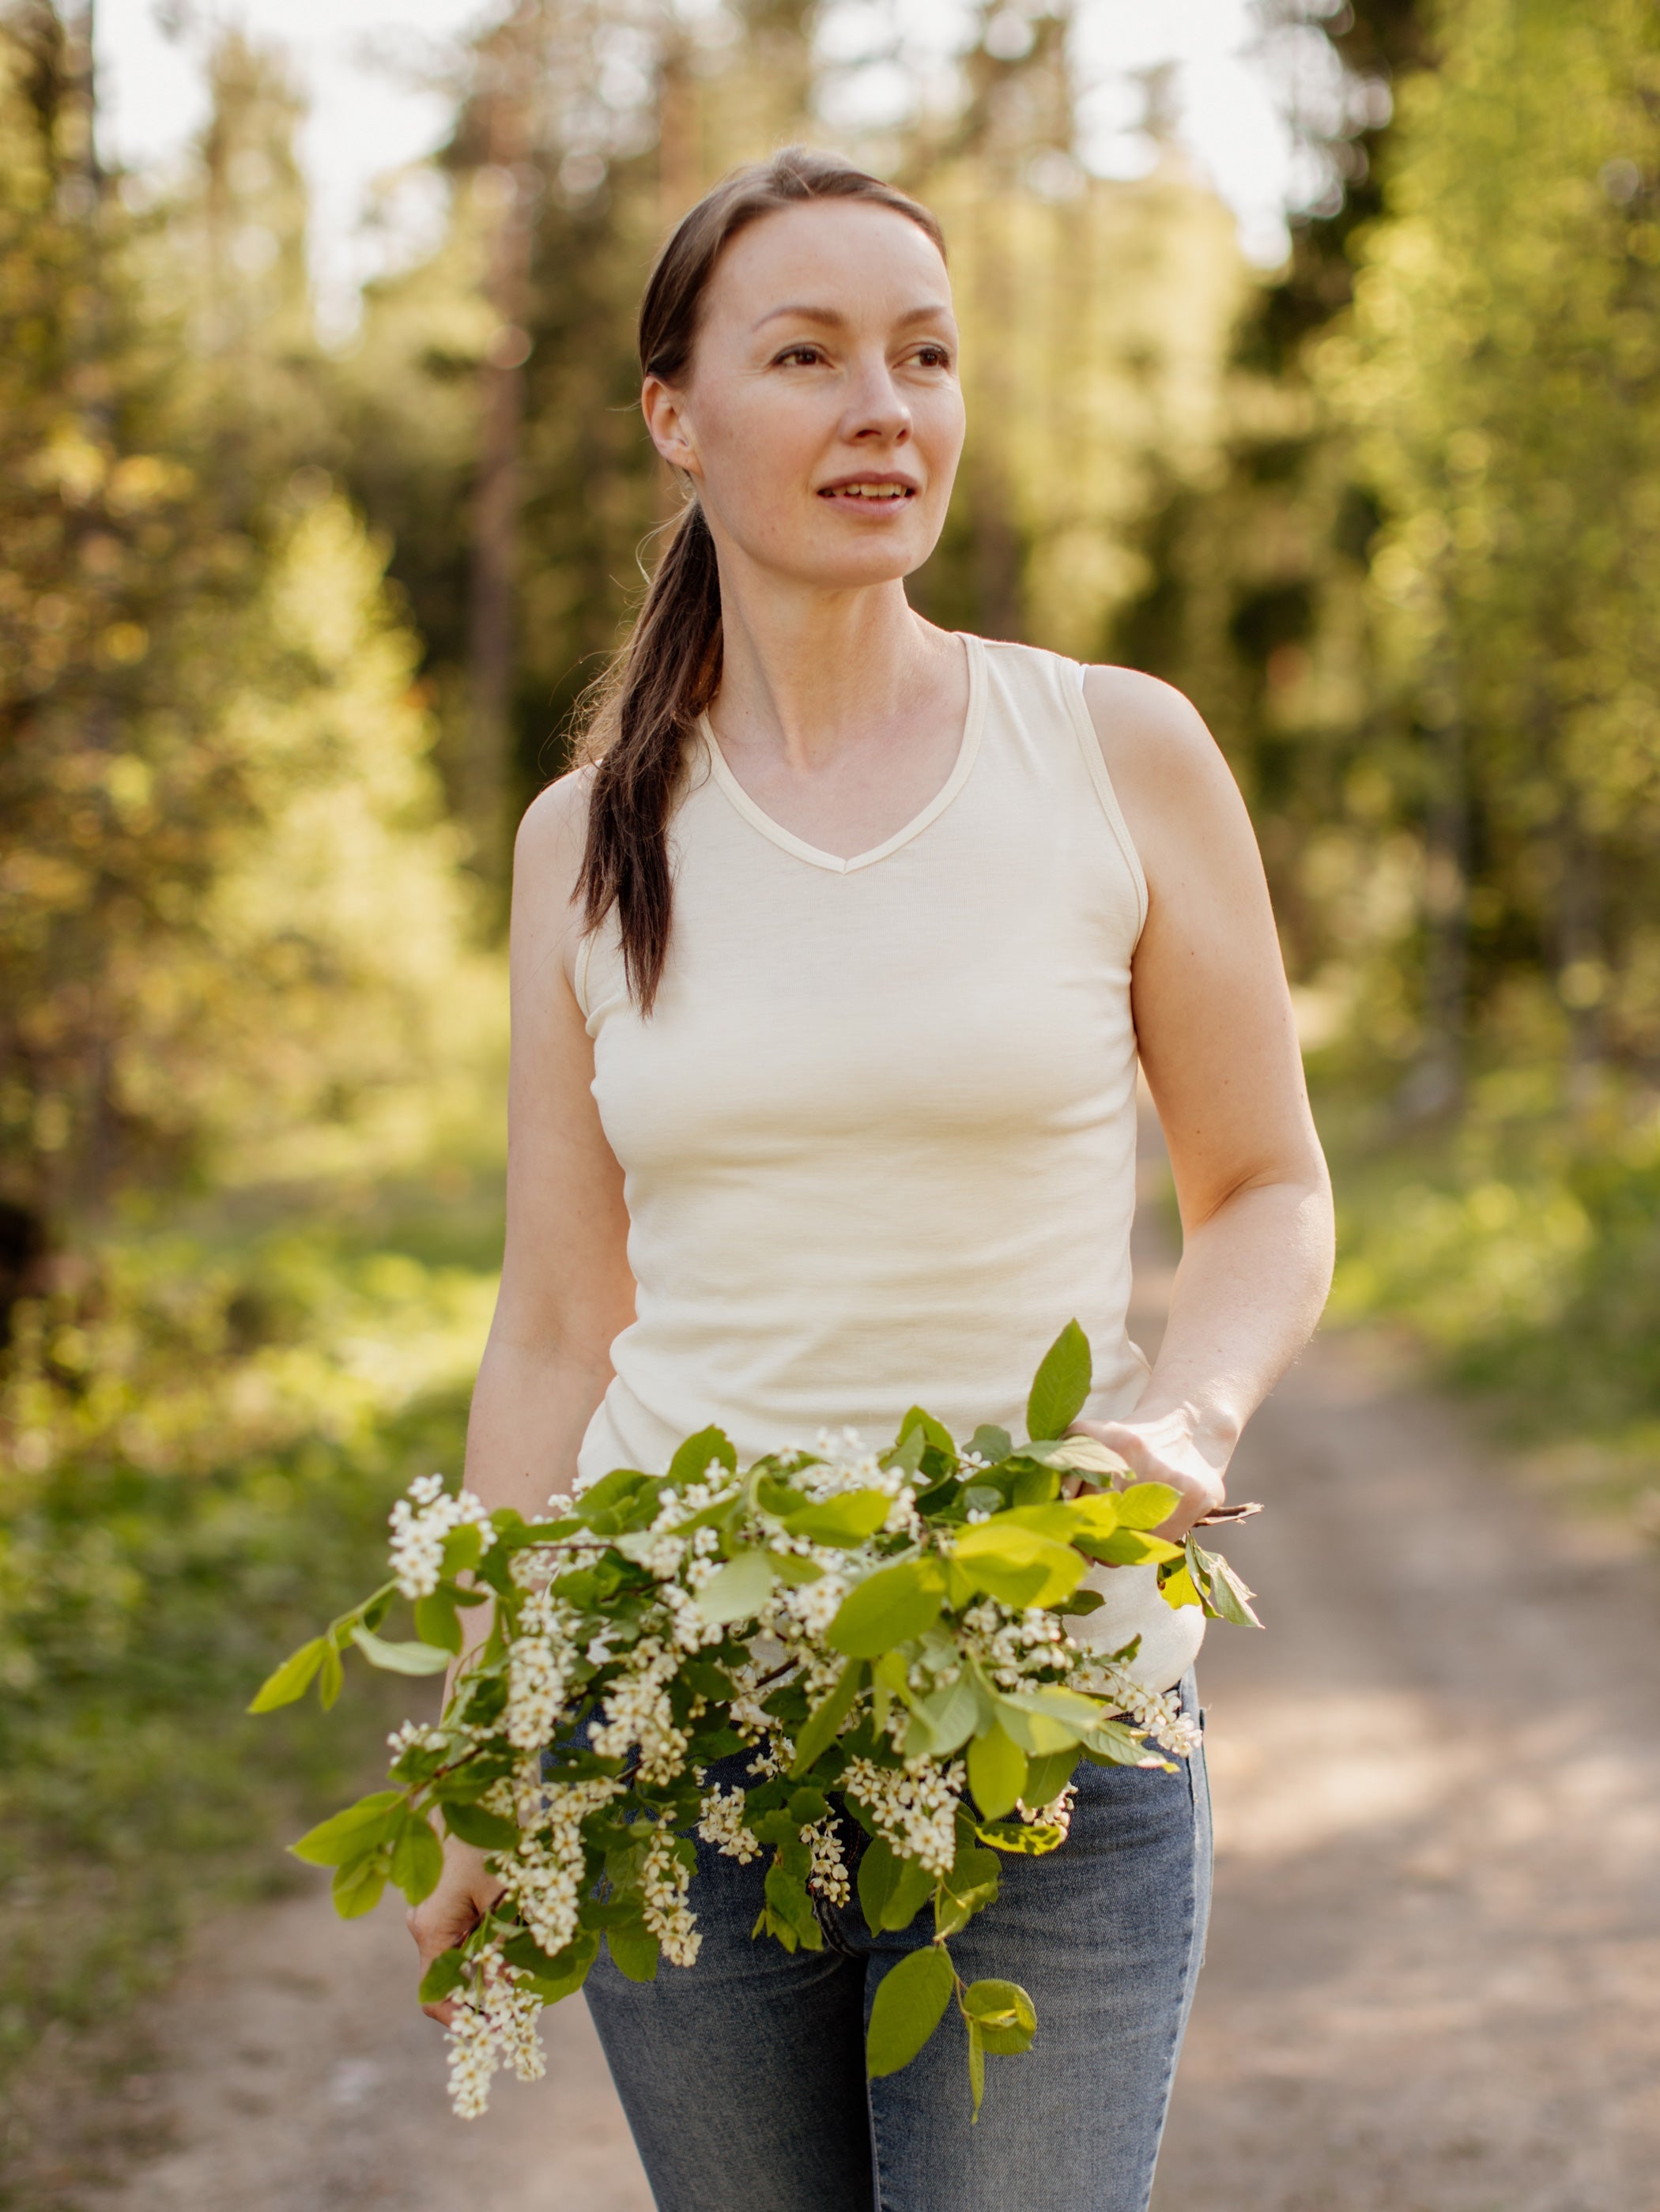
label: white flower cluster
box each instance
[590,1638,689,1784]
[504,1630,572,1753]
[641,1829,701,1967]
[507,1774,623,1958]
[1018,1783,1077,1842]
[446,1949,545,2120]
[772,1566,851,1638]
[389,1473,496,1602]
[696,1783,762,1862]
[387,1719,447,1756]
[960,1599,1070,1690]
[805,1818,851,1905]
[793,1430,925,1531]
[842,1754,965,1877]
[1082,1661,1202,1758]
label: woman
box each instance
[410,147,1333,2210]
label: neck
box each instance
[707,555,945,770]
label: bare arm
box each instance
[462,772,636,1522]
[1070,667,1335,1535]
[409,768,636,2012]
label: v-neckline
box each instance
[696,633,986,876]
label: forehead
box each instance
[704,199,953,329]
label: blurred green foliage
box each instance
[0,1189,500,2073]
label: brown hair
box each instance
[573,146,947,1012]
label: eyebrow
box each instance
[752,301,955,331]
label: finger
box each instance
[421,1997,456,2027]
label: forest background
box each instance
[5,0,1660,2133]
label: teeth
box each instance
[835,484,908,499]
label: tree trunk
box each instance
[465,6,540,892]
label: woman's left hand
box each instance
[1064,1407,1228,1543]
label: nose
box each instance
[843,352,912,445]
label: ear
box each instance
[642,375,700,479]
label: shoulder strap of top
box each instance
[1011,644,1149,942]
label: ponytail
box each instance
[572,148,946,1012]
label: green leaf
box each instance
[902,1674,981,1761]
[764,1861,824,1952]
[995,1686,1104,1756]
[963,1976,1037,2056]
[790,1657,866,1775]
[442,1801,521,1851]
[1075,1528,1183,1567]
[413,1589,463,1655]
[1062,1492,1122,1541]
[1188,1536,1263,1627]
[693,1549,779,1624]
[866,1945,956,2078]
[1158,1562,1205,1611]
[331,1854,388,1919]
[1113,1482,1182,1530]
[1081,1718,1163,1766]
[440,1523,484,1577]
[247,1636,326,1714]
[779,1489,892,1546]
[318,1642,345,1710]
[967,1726,1028,1821]
[667,1424,738,1490]
[968,2017,986,2118]
[1025,1320,1092,1441]
[1021,1750,1079,1809]
[1054,1588,1105,1617]
[826,1558,945,1658]
[880,1425,926,1478]
[898,1406,958,1464]
[349,1624,452,1675]
[1030,1434,1130,1479]
[934,1845,1001,1938]
[574,1467,655,1519]
[522,1928,599,2003]
[975,1818,1067,1855]
[417,1948,466,2003]
[290,1791,406,1867]
[390,1814,444,1905]
[606,1926,661,1983]
[968,1425,1012,1466]
[771,1554,825,1586]
[952,1522,1085,1609]
[855,1837,934,1933]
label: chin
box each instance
[780,533,930,592]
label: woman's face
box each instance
[643,199,964,592]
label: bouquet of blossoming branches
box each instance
[251,1321,1260,2120]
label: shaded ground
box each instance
[16,1214,1660,2210]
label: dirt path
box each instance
[39,1239,1660,2211]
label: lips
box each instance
[816,477,919,503]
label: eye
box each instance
[774,344,824,367]
[911,342,954,370]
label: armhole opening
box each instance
[1062,659,1149,944]
[572,924,598,1026]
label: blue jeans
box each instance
[582,1673,1211,2212]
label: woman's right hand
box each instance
[406,1836,504,2025]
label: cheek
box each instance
[916,391,967,485]
[701,384,821,495]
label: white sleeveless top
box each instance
[574,633,1205,1692]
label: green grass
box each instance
[1320,1072,1660,1524]
[0,1172,503,2084]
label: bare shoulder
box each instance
[511,764,597,984]
[516,762,596,869]
[1079,665,1264,907]
[1079,665,1239,811]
